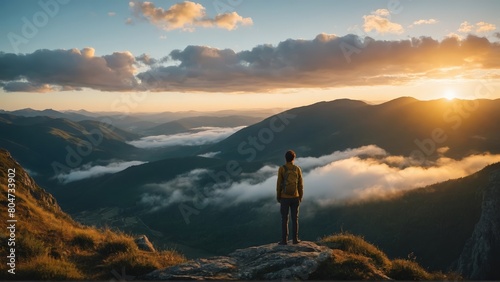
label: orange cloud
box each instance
[130,1,252,31]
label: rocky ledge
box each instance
[143,241,331,280]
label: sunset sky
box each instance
[1,0,499,112]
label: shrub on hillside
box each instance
[71,233,95,250]
[17,234,47,257]
[310,250,388,280]
[388,259,432,280]
[16,256,83,280]
[320,232,391,270]
[98,237,137,257]
[103,250,186,278]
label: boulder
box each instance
[143,241,331,280]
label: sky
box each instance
[1,0,500,112]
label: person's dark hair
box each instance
[285,150,296,162]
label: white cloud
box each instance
[139,169,210,212]
[476,21,496,33]
[138,146,500,211]
[296,145,386,170]
[373,9,390,17]
[458,21,496,33]
[128,126,245,148]
[458,21,473,33]
[413,19,438,25]
[108,12,116,17]
[409,19,438,28]
[198,151,221,158]
[56,160,146,184]
[363,9,404,34]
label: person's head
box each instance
[285,150,296,163]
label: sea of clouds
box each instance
[128,126,245,148]
[138,145,500,211]
[56,160,146,184]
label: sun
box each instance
[444,89,456,100]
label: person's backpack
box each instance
[281,165,299,196]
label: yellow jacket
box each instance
[276,162,303,200]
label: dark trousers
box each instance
[280,198,300,242]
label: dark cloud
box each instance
[2,81,54,93]
[137,34,500,92]
[1,34,499,93]
[0,48,137,92]
[135,53,158,66]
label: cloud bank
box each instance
[128,126,245,148]
[129,1,252,31]
[0,48,137,92]
[138,145,500,211]
[56,160,146,184]
[1,34,499,93]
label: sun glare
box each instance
[444,89,456,101]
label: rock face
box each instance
[0,149,62,214]
[143,241,331,280]
[456,169,500,279]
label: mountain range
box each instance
[1,97,500,279]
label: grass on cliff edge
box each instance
[0,181,185,280]
[0,224,185,280]
[313,232,462,280]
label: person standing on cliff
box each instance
[276,150,304,245]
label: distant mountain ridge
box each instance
[208,97,500,162]
[0,113,142,185]
[139,115,263,136]
[1,108,281,133]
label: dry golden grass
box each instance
[315,232,461,281]
[320,232,391,270]
[0,161,186,280]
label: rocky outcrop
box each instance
[135,235,156,252]
[143,241,331,280]
[456,169,500,279]
[0,149,62,214]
